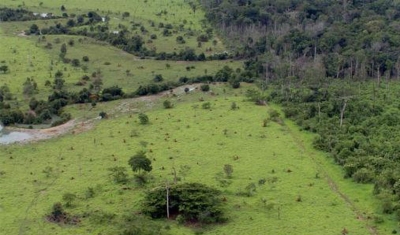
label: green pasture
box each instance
[0,85,395,235]
[0,1,399,235]
[0,32,241,108]
[0,0,204,30]
[0,0,223,54]
[1,16,226,55]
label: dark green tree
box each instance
[153,74,164,82]
[128,151,152,174]
[29,24,39,35]
[143,183,226,224]
[163,100,173,109]
[200,84,210,92]
[138,113,149,124]
[0,65,8,73]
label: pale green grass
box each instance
[0,0,220,53]
[0,33,241,109]
[0,0,204,30]
[1,16,226,54]
[0,86,393,235]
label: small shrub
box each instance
[200,84,210,92]
[223,164,233,178]
[99,111,107,119]
[231,102,238,110]
[71,59,80,67]
[134,173,151,186]
[197,34,209,42]
[62,193,77,207]
[258,178,266,185]
[163,100,173,109]
[153,74,163,82]
[202,102,211,110]
[108,167,128,184]
[138,113,149,124]
[268,109,280,121]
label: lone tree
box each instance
[128,151,152,174]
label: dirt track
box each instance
[2,84,201,144]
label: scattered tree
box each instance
[163,100,173,109]
[138,113,149,124]
[153,74,164,82]
[128,151,152,174]
[0,65,8,74]
[200,84,210,92]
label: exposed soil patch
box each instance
[0,84,201,145]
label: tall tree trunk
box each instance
[377,66,380,87]
[340,99,347,127]
[166,181,170,219]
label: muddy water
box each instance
[0,125,35,144]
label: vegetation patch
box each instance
[143,182,226,225]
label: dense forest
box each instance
[199,0,400,219]
[201,0,400,80]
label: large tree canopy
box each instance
[143,183,226,224]
[128,151,152,173]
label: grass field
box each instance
[1,1,399,235]
[0,85,397,234]
[0,30,240,109]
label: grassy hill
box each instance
[0,85,388,234]
[0,1,399,235]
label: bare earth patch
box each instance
[1,84,202,145]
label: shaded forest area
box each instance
[200,0,400,81]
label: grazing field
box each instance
[0,1,399,234]
[0,0,205,30]
[0,85,395,234]
[0,32,241,104]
